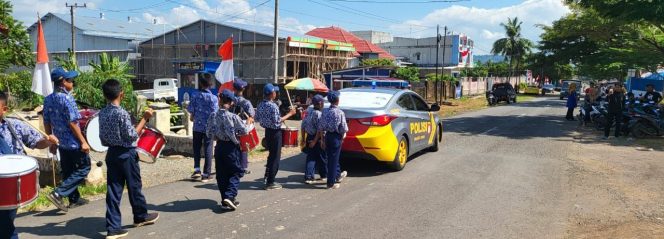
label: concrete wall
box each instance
[351,30,393,44]
[379,36,455,66]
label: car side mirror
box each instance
[430,104,441,112]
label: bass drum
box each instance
[84,115,108,152]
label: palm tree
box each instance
[491,17,534,83]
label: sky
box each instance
[10,0,571,55]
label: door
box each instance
[396,93,419,152]
[410,94,435,150]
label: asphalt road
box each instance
[17,97,577,239]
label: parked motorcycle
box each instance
[628,103,663,138]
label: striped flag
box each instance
[31,17,52,96]
[215,37,234,91]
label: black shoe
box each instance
[46,191,68,212]
[106,229,128,239]
[201,174,211,183]
[68,198,90,209]
[222,199,238,210]
[191,171,202,179]
[244,169,251,174]
[264,183,282,190]
[134,212,159,227]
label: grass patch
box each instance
[517,95,536,102]
[438,96,488,118]
[20,183,107,212]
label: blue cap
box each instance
[263,83,279,95]
[327,91,340,103]
[233,78,248,90]
[51,67,78,81]
[220,89,236,101]
[312,94,324,105]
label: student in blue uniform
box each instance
[0,92,59,239]
[318,91,348,189]
[230,79,255,174]
[206,89,250,210]
[301,94,327,184]
[255,84,296,190]
[43,67,91,212]
[99,79,159,239]
[186,73,218,182]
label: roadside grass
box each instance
[438,94,537,118]
[634,138,664,151]
[517,95,536,102]
[20,183,107,212]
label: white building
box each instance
[350,30,394,44]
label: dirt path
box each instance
[565,128,664,238]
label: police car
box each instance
[337,88,443,171]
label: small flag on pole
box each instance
[31,17,52,96]
[215,37,235,91]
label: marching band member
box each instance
[255,84,296,190]
[318,91,348,189]
[301,94,327,184]
[186,73,218,182]
[0,92,59,239]
[231,79,255,174]
[206,89,250,210]
[43,67,91,212]
[99,79,158,239]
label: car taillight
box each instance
[358,115,397,126]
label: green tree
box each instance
[53,49,78,71]
[89,52,134,80]
[394,66,420,82]
[491,17,534,79]
[0,0,34,72]
[360,58,395,67]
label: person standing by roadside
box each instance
[604,85,626,140]
[565,83,578,121]
[301,94,327,184]
[255,84,296,190]
[641,84,662,104]
[318,91,348,189]
[230,79,255,174]
[43,67,91,212]
[206,89,250,210]
[186,73,218,182]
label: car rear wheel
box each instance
[429,128,440,152]
[390,136,408,171]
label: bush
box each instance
[0,70,43,110]
[74,72,137,115]
[361,58,395,67]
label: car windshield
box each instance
[339,91,394,109]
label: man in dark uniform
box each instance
[231,79,255,174]
[318,91,348,189]
[0,92,58,239]
[255,84,296,190]
[206,89,250,210]
[301,94,327,184]
[641,84,662,104]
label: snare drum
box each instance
[0,155,39,210]
[78,109,98,132]
[282,127,299,147]
[239,124,259,152]
[136,127,167,164]
[83,115,108,152]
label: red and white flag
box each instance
[31,17,52,96]
[215,37,234,90]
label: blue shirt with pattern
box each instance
[99,104,138,148]
[0,118,42,155]
[255,99,281,130]
[43,88,81,150]
[187,89,219,133]
[206,109,248,145]
[318,105,348,134]
[232,95,255,119]
[301,108,322,136]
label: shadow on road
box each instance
[147,198,218,213]
[17,216,106,238]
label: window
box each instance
[411,95,429,111]
[159,81,169,86]
[396,94,416,111]
[338,91,394,109]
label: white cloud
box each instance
[389,0,571,54]
[10,0,103,25]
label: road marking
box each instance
[518,113,526,117]
[480,127,498,135]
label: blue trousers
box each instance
[105,147,148,232]
[192,131,213,175]
[240,152,248,169]
[215,141,244,200]
[0,209,18,239]
[325,132,343,187]
[55,148,91,203]
[264,128,282,185]
[304,134,327,180]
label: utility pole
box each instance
[440,26,448,101]
[272,0,279,84]
[435,25,440,103]
[66,2,86,63]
